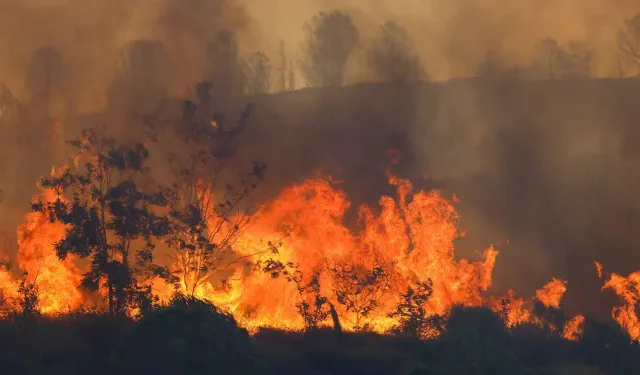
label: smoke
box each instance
[2,0,640,321]
[243,0,640,79]
[229,79,640,321]
[2,0,640,104]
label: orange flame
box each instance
[2,152,633,342]
[562,315,585,341]
[536,278,567,309]
[169,172,498,332]
[602,270,640,341]
[595,261,603,279]
[0,168,83,316]
[16,188,83,314]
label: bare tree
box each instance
[329,258,392,330]
[388,279,445,338]
[278,40,287,91]
[367,21,424,82]
[535,38,593,79]
[0,85,20,126]
[205,30,245,106]
[244,51,271,95]
[619,13,640,76]
[260,260,331,332]
[288,60,296,91]
[107,40,169,116]
[154,85,268,296]
[299,10,359,87]
[476,49,526,80]
[25,47,69,119]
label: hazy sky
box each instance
[1,0,640,106]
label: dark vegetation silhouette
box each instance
[25,47,66,120]
[157,82,267,296]
[367,21,424,82]
[107,40,170,118]
[534,38,593,79]
[5,7,640,375]
[243,51,272,95]
[299,10,359,87]
[205,30,245,105]
[34,130,172,316]
[618,14,640,76]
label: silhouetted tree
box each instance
[107,40,169,116]
[388,279,444,338]
[16,273,39,317]
[0,85,19,202]
[205,30,244,106]
[532,299,567,334]
[299,10,359,87]
[329,259,391,330]
[150,88,268,296]
[476,49,523,80]
[0,85,20,126]
[367,21,424,82]
[536,38,593,79]
[261,260,330,331]
[619,13,640,76]
[33,129,171,316]
[278,40,287,91]
[25,47,66,119]
[288,59,296,90]
[244,51,271,95]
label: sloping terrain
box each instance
[231,79,640,320]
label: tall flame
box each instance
[16,188,83,314]
[179,172,498,332]
[0,170,83,316]
[602,269,640,341]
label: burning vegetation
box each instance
[0,134,596,341]
[5,3,640,374]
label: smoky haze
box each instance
[2,0,640,321]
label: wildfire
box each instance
[602,268,640,341]
[192,172,498,332]
[595,261,603,279]
[0,155,630,344]
[536,278,567,309]
[0,170,82,316]
[16,188,83,314]
[563,315,586,341]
